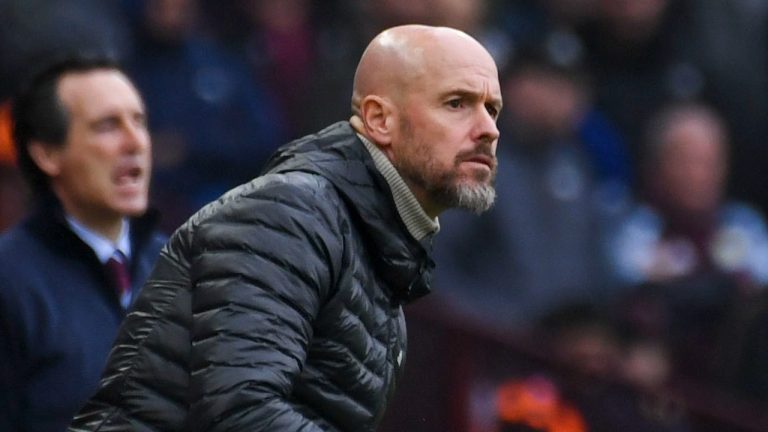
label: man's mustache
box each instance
[456,143,497,171]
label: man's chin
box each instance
[451,183,496,214]
[115,200,149,218]
[458,165,495,184]
[460,175,496,191]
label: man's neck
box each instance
[352,123,440,241]
[66,215,132,263]
[62,209,125,243]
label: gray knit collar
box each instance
[357,133,440,241]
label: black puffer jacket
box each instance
[69,122,434,432]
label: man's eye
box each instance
[486,104,499,118]
[447,99,463,108]
[94,118,119,132]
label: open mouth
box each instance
[114,166,143,187]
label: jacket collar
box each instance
[26,192,161,266]
[263,121,434,304]
[356,133,440,241]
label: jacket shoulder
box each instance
[0,223,61,282]
[188,171,343,229]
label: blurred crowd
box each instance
[2,0,768,431]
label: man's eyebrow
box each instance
[442,88,502,108]
[88,112,120,123]
[87,107,146,125]
[442,88,476,98]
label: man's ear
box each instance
[360,95,395,147]
[27,141,63,177]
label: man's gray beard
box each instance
[449,182,496,214]
[391,116,497,214]
[400,160,498,215]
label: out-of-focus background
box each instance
[2,1,768,430]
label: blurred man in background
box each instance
[0,55,166,432]
[609,102,768,289]
[608,102,768,405]
[122,0,287,231]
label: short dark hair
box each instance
[12,54,124,197]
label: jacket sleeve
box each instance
[187,176,344,431]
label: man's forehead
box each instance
[421,41,498,79]
[58,70,143,115]
[426,62,501,94]
[58,69,122,92]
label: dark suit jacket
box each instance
[0,196,166,432]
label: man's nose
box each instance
[122,120,149,153]
[475,106,500,144]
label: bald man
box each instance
[69,25,502,432]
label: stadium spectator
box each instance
[121,0,287,231]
